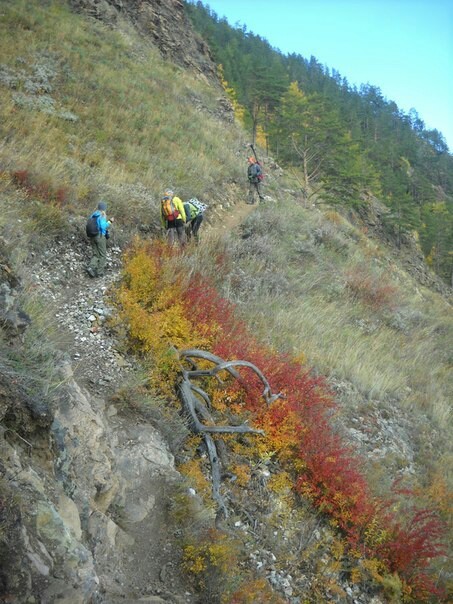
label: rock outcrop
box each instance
[0,237,187,603]
[69,0,219,81]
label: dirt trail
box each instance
[210,200,257,234]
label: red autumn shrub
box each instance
[182,269,446,599]
[376,503,446,599]
[345,264,398,311]
[11,169,69,206]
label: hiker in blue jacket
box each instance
[86,201,113,278]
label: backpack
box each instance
[251,162,264,181]
[184,202,195,222]
[188,198,207,213]
[161,197,180,221]
[86,215,99,238]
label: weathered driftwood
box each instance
[177,349,282,517]
[180,349,281,405]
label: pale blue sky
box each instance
[198,0,453,151]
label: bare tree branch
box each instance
[176,348,282,517]
[180,350,283,405]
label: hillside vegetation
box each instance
[0,1,451,603]
[186,0,453,284]
[0,0,245,230]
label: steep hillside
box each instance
[186,1,453,285]
[0,1,451,603]
[70,0,219,78]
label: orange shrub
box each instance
[230,578,285,604]
[12,168,69,205]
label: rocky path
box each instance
[26,235,180,602]
[30,233,141,402]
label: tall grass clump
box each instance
[2,285,69,400]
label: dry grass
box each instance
[0,0,249,229]
[182,199,452,503]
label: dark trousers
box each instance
[166,219,186,246]
[248,181,263,203]
[89,235,107,275]
[190,214,203,240]
[186,214,204,242]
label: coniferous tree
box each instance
[422,202,453,283]
[270,82,378,204]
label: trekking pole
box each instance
[249,143,260,164]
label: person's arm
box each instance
[97,214,110,235]
[174,197,186,222]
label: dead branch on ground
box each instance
[177,349,282,517]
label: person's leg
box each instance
[89,237,100,275]
[96,235,107,276]
[167,227,176,245]
[255,182,264,200]
[191,214,203,240]
[248,182,255,204]
[176,224,186,246]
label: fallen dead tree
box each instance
[178,348,282,517]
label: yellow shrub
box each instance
[361,557,386,582]
[331,538,345,560]
[268,471,292,494]
[363,514,390,548]
[182,529,240,595]
[350,566,362,584]
[229,577,286,603]
[230,463,251,487]
[178,458,211,499]
[183,544,207,576]
[116,239,211,380]
[120,241,160,306]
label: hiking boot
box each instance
[86,267,96,278]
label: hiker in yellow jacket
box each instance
[160,189,187,246]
